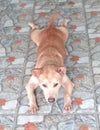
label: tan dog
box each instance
[26,13,74,114]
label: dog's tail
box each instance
[48,13,60,26]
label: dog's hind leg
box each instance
[61,19,70,27]
[28,22,39,30]
[56,18,70,42]
[28,22,42,46]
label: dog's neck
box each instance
[41,64,57,72]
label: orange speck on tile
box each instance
[0,126,4,130]
[15,40,22,44]
[14,26,22,31]
[72,98,83,105]
[80,125,89,130]
[72,12,78,16]
[21,13,27,17]
[6,57,15,62]
[39,12,47,17]
[68,1,75,5]
[74,38,81,43]
[0,99,6,106]
[7,75,15,80]
[24,122,38,130]
[20,3,27,7]
[70,25,77,30]
[90,11,98,15]
[95,37,100,42]
[71,56,80,61]
[77,74,84,79]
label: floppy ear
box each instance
[31,68,42,77]
[56,66,67,75]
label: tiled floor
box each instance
[0,0,100,130]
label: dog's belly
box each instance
[36,47,65,68]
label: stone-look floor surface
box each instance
[0,0,100,130]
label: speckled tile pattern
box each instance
[0,0,100,130]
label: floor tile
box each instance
[35,114,97,130]
[67,67,93,91]
[84,0,100,9]
[88,34,100,88]
[98,115,100,128]
[95,85,100,113]
[0,115,15,129]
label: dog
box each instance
[26,13,74,114]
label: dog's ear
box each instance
[31,68,43,77]
[56,66,67,75]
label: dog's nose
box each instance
[48,97,55,103]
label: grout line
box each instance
[0,112,96,116]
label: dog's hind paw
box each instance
[28,22,38,30]
[29,105,38,114]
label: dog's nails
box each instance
[29,106,38,114]
[65,19,70,24]
[67,19,70,22]
[30,109,36,114]
[64,105,71,111]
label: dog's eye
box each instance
[54,83,58,87]
[42,84,47,88]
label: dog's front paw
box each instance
[64,94,72,111]
[64,102,71,111]
[29,104,38,114]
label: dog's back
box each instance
[36,19,67,68]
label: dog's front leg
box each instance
[26,76,38,114]
[62,75,74,111]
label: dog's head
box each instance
[31,66,66,103]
